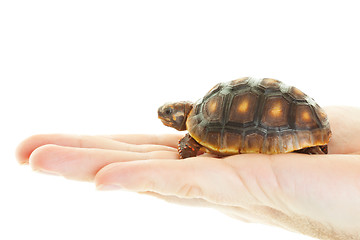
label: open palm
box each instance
[16,106,360,240]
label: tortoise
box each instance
[158,77,332,159]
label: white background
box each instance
[1,1,359,239]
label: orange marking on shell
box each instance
[208,101,217,113]
[269,102,283,117]
[302,111,311,121]
[237,100,249,113]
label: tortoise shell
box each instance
[185,77,332,155]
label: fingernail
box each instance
[96,184,123,191]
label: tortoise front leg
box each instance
[178,133,202,159]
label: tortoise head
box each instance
[158,101,193,131]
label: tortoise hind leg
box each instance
[178,133,202,159]
[293,145,328,154]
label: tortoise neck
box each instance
[178,101,193,131]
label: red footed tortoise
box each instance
[158,77,332,159]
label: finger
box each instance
[325,106,360,154]
[101,134,183,148]
[94,157,261,207]
[29,144,179,181]
[16,134,177,164]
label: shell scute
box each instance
[281,132,299,153]
[243,132,264,153]
[261,96,290,128]
[263,132,281,154]
[294,104,319,130]
[295,130,313,148]
[259,78,281,89]
[314,103,329,125]
[228,92,258,124]
[203,94,224,122]
[205,131,221,151]
[289,86,307,100]
[222,131,243,154]
[229,77,249,86]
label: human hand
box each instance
[16,106,360,240]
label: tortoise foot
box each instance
[178,133,202,159]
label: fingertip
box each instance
[28,144,61,172]
[15,134,46,164]
[15,138,28,165]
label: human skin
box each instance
[16,106,360,240]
